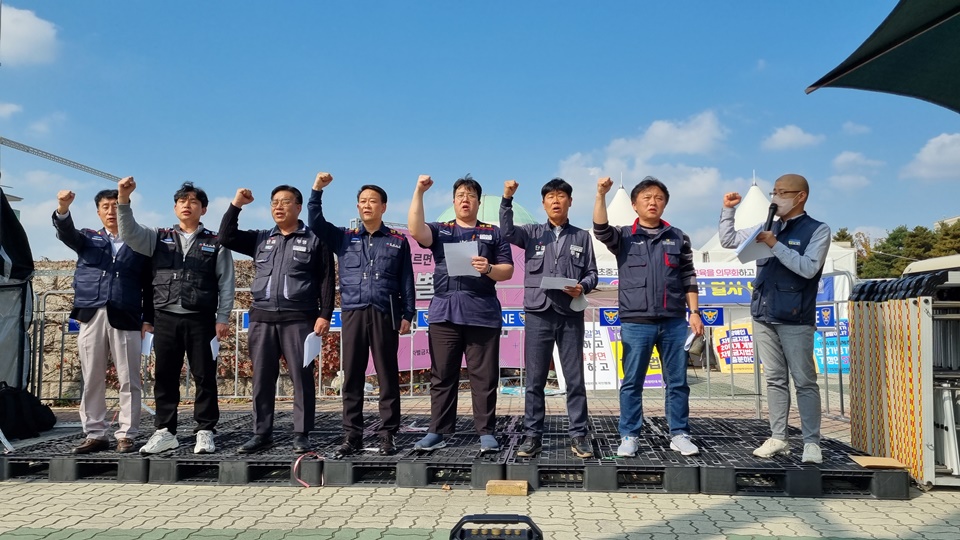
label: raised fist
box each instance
[416,175,433,193]
[234,188,254,207]
[56,190,76,213]
[503,180,519,198]
[314,172,333,190]
[597,177,613,195]
[723,192,742,208]
[118,177,137,199]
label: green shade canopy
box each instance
[807,0,960,114]
[435,195,539,225]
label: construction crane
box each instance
[0,136,120,182]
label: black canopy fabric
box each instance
[0,187,34,282]
[807,0,960,114]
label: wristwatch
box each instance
[484,264,493,275]
[690,309,700,314]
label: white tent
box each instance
[591,186,635,284]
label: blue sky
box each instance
[1,1,958,261]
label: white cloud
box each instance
[756,59,767,71]
[607,111,726,162]
[842,121,870,135]
[828,174,870,191]
[832,151,883,171]
[554,111,729,227]
[0,102,23,119]
[900,133,960,181]
[28,112,67,136]
[0,5,58,66]
[761,125,825,150]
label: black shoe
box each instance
[571,436,594,458]
[516,435,542,457]
[292,433,310,454]
[378,433,396,456]
[237,435,273,454]
[335,437,363,458]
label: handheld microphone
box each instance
[763,203,778,232]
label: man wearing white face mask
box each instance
[718,174,830,464]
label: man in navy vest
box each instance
[407,174,514,453]
[309,173,415,456]
[118,178,235,455]
[719,174,830,464]
[219,185,335,454]
[53,189,154,454]
[500,178,598,458]
[594,176,704,458]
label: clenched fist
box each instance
[314,172,333,190]
[597,177,613,196]
[503,180,519,199]
[118,177,136,203]
[233,188,254,207]
[416,175,433,193]
[57,190,76,214]
[723,192,742,208]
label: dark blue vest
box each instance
[251,225,325,312]
[73,229,148,315]
[338,226,408,316]
[752,213,825,325]
[615,224,688,319]
[152,228,220,313]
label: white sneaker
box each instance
[194,430,216,454]
[616,436,640,457]
[752,437,790,458]
[139,428,179,454]
[802,443,823,464]
[670,434,700,456]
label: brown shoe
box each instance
[116,438,136,454]
[73,438,109,454]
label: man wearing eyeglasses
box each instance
[594,176,703,458]
[719,174,830,464]
[407,174,514,453]
[308,172,415,457]
[218,185,335,454]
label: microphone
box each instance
[763,203,778,232]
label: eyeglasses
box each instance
[270,199,297,208]
[454,193,478,201]
[769,190,801,197]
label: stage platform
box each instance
[0,412,909,499]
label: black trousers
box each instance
[248,319,316,437]
[427,322,500,435]
[153,310,219,435]
[341,307,401,439]
[523,310,589,437]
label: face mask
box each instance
[771,193,798,217]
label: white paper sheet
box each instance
[303,332,322,368]
[540,277,578,290]
[736,226,774,263]
[210,337,220,360]
[141,332,154,356]
[444,241,480,277]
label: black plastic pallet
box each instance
[1,415,911,498]
[320,433,513,489]
[506,434,699,493]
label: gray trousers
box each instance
[753,321,822,444]
[77,307,142,440]
[523,310,588,437]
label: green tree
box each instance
[833,227,854,243]
[931,220,960,257]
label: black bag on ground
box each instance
[0,381,56,439]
